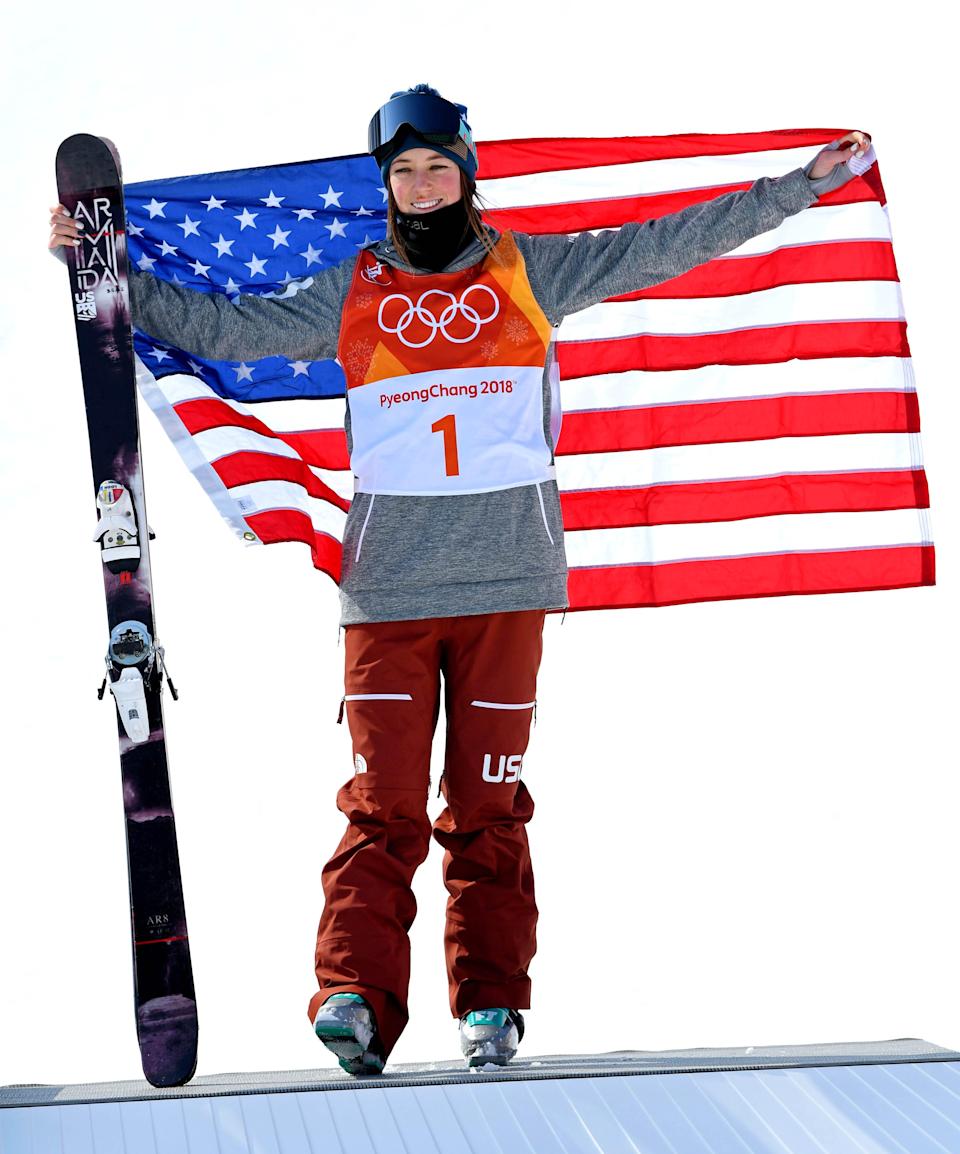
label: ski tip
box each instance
[55,134,122,192]
[56,132,119,154]
[138,995,199,1088]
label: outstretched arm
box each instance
[49,203,352,362]
[516,132,875,325]
[126,261,352,363]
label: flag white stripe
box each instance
[151,371,344,436]
[188,359,914,431]
[566,201,892,254]
[195,424,302,463]
[182,407,921,492]
[564,508,930,569]
[152,372,250,408]
[226,485,929,565]
[479,143,835,208]
[247,395,347,434]
[559,280,903,342]
[711,201,891,255]
[555,434,920,492]
[228,480,349,536]
[152,356,916,437]
[560,357,915,413]
[191,427,355,499]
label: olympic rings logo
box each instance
[377,285,500,348]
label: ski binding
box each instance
[94,479,140,572]
[97,620,179,741]
[110,666,150,743]
[103,620,154,743]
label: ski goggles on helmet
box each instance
[368,90,475,164]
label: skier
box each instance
[49,88,874,1074]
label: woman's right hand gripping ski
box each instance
[48,203,80,261]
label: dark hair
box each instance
[386,169,501,267]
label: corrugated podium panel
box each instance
[3,1039,959,1153]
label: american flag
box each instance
[127,129,934,610]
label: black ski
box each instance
[56,134,198,1088]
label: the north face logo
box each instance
[355,753,368,774]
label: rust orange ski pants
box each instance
[307,609,545,1059]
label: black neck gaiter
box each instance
[395,199,473,272]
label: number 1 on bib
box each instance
[431,413,460,477]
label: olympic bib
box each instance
[347,364,554,494]
[338,233,557,496]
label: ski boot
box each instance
[313,993,385,1075]
[459,1008,524,1068]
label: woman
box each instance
[49,86,874,1074]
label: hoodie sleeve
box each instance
[128,256,357,362]
[514,166,822,325]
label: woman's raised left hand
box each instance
[808,131,873,179]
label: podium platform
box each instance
[3,1038,959,1152]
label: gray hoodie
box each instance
[130,160,828,624]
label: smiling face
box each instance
[388,148,463,214]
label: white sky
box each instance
[1,0,957,1089]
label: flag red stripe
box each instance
[180,389,919,481]
[564,544,935,610]
[177,397,282,439]
[244,509,343,581]
[175,398,351,470]
[213,454,929,531]
[559,470,930,530]
[211,451,350,510]
[557,391,920,456]
[607,241,898,302]
[476,131,849,177]
[279,428,351,470]
[557,321,910,379]
[484,180,874,235]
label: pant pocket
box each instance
[469,699,535,710]
[338,692,414,723]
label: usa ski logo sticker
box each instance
[74,289,97,322]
